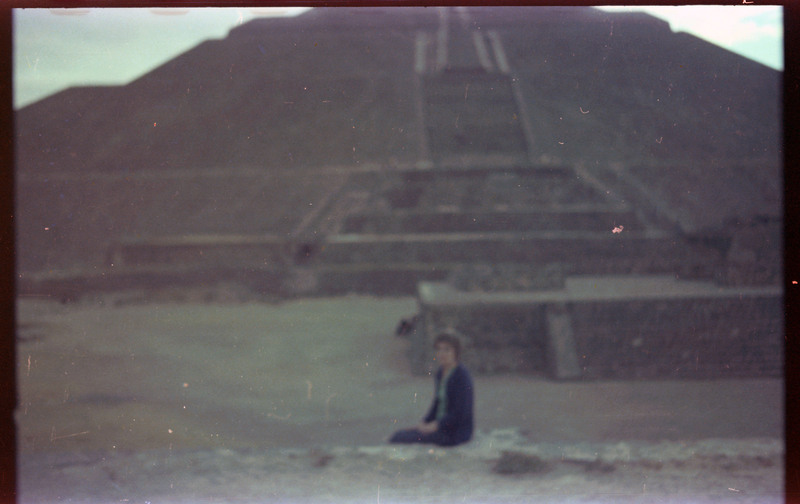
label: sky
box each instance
[13,5,783,110]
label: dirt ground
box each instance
[15,293,784,503]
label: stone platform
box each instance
[412,275,783,379]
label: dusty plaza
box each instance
[15,293,783,503]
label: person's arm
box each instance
[423,400,438,424]
[422,370,441,423]
[417,397,439,433]
[417,371,441,430]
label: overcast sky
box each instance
[13,6,783,110]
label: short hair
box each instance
[433,333,461,360]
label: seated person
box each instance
[389,333,474,447]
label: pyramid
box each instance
[15,7,782,378]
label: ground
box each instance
[15,293,784,503]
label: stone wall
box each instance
[108,235,289,268]
[320,233,721,280]
[569,296,783,379]
[414,278,783,379]
[342,208,641,234]
[414,302,549,375]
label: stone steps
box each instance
[342,208,641,234]
[319,230,705,268]
[423,72,528,160]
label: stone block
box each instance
[545,304,581,379]
[414,277,782,379]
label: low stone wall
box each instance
[320,232,721,280]
[107,231,722,279]
[17,266,287,302]
[413,301,550,375]
[309,265,450,297]
[414,277,783,379]
[341,208,640,234]
[108,235,289,268]
[569,296,783,379]
[27,230,724,300]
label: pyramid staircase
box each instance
[414,7,534,166]
[93,8,722,299]
[17,8,782,380]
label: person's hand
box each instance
[417,421,438,434]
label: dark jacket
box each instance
[423,363,474,446]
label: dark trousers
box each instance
[389,428,455,446]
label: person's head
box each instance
[433,333,460,370]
